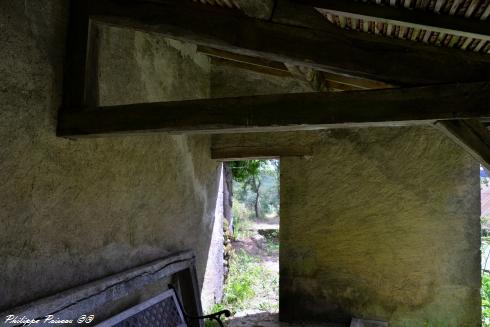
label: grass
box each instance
[264,231,280,255]
[232,201,254,240]
[214,249,279,315]
[484,239,490,326]
[483,272,490,327]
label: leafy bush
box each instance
[223,250,260,307]
[265,237,280,255]
[232,200,254,240]
[484,273,490,326]
[217,250,278,314]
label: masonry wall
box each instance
[0,0,222,314]
[280,127,481,326]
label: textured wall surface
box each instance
[280,127,481,326]
[0,0,222,312]
[202,166,225,310]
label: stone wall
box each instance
[280,127,481,326]
[0,0,222,313]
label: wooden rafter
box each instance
[85,0,490,85]
[198,46,391,90]
[58,82,490,137]
[63,1,92,110]
[59,0,490,170]
[197,46,291,76]
[299,0,490,42]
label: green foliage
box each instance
[483,177,490,189]
[218,250,279,314]
[223,250,259,307]
[230,160,262,183]
[231,160,280,219]
[484,237,490,326]
[232,199,253,221]
[259,174,280,216]
[232,200,254,240]
[264,232,280,255]
[204,303,228,327]
[483,273,490,326]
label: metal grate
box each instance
[95,290,186,327]
[112,297,183,327]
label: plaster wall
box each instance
[279,128,481,326]
[0,0,222,313]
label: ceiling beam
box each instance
[87,0,490,85]
[58,82,490,138]
[211,132,316,160]
[435,119,490,171]
[299,0,490,42]
[199,45,391,90]
[63,1,93,110]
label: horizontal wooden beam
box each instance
[88,0,490,85]
[299,0,490,42]
[212,132,316,160]
[58,82,490,137]
[435,119,490,171]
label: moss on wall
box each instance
[280,127,481,326]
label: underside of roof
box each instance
[317,0,490,54]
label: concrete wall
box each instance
[0,0,222,313]
[280,127,481,326]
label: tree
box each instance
[230,160,278,219]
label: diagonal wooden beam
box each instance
[197,46,291,75]
[86,0,490,85]
[435,119,490,171]
[298,0,490,42]
[58,82,490,138]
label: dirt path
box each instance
[233,238,278,274]
[233,218,279,272]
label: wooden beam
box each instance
[212,57,294,78]
[299,0,490,42]
[212,132,317,160]
[319,72,394,90]
[58,82,490,137]
[200,46,387,90]
[87,0,490,85]
[197,46,290,75]
[63,1,92,110]
[435,119,490,171]
[211,146,307,160]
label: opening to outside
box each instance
[482,165,490,326]
[217,159,280,322]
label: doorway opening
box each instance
[219,159,280,319]
[481,165,490,326]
